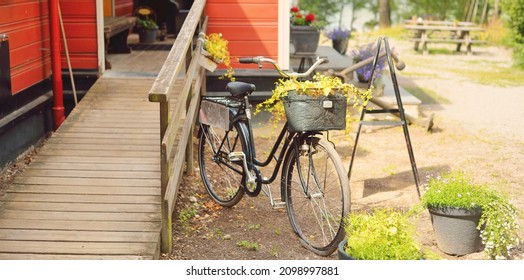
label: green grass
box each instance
[460,66,524,86]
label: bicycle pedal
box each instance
[228,152,245,161]
[272,201,286,209]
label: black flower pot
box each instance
[332,38,349,55]
[337,240,356,260]
[429,207,483,256]
[290,25,320,54]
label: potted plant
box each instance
[350,43,386,84]
[200,33,235,81]
[289,6,322,54]
[137,17,158,43]
[326,26,351,55]
[339,208,432,260]
[422,171,521,259]
[256,73,371,131]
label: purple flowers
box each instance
[326,27,351,40]
[351,43,386,82]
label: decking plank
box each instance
[27,162,160,172]
[0,240,157,255]
[13,177,159,186]
[0,229,159,241]
[1,193,160,204]
[0,202,160,213]
[32,155,159,165]
[0,210,160,221]
[7,185,159,195]
[0,219,160,231]
[18,169,159,179]
[0,253,153,260]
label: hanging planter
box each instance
[198,33,235,80]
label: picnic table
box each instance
[403,20,485,55]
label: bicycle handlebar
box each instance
[239,56,329,78]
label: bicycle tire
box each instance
[198,122,248,207]
[282,136,350,256]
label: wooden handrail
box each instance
[148,0,206,103]
[148,0,208,254]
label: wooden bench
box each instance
[404,24,485,55]
[104,16,136,68]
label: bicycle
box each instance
[197,56,349,256]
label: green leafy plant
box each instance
[290,6,325,29]
[203,33,235,81]
[343,208,427,260]
[237,240,259,251]
[178,206,197,231]
[137,17,158,31]
[256,73,372,124]
[422,171,521,259]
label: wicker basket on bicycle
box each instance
[282,90,347,133]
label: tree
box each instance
[501,0,524,67]
[299,0,340,26]
[379,0,392,27]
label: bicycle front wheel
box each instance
[282,136,350,256]
[198,123,247,207]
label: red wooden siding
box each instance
[206,0,279,69]
[0,0,98,94]
[0,0,51,94]
[59,0,98,70]
[115,0,134,16]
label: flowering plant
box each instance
[343,208,431,260]
[326,27,351,40]
[290,6,316,26]
[351,43,386,82]
[422,171,521,259]
[256,73,371,124]
[202,33,235,81]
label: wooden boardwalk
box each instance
[0,76,163,259]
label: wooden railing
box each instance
[148,0,207,253]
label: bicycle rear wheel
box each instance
[282,136,349,256]
[198,123,247,207]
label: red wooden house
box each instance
[0,0,289,168]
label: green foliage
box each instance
[137,17,158,31]
[479,191,521,259]
[403,0,469,21]
[178,206,197,231]
[422,171,521,259]
[236,240,259,251]
[501,0,524,68]
[203,33,235,81]
[299,0,338,26]
[248,224,261,230]
[255,74,372,123]
[343,208,425,260]
[422,171,488,209]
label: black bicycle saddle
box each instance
[226,82,256,98]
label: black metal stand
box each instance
[347,36,422,198]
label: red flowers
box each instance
[305,13,315,23]
[290,6,316,26]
